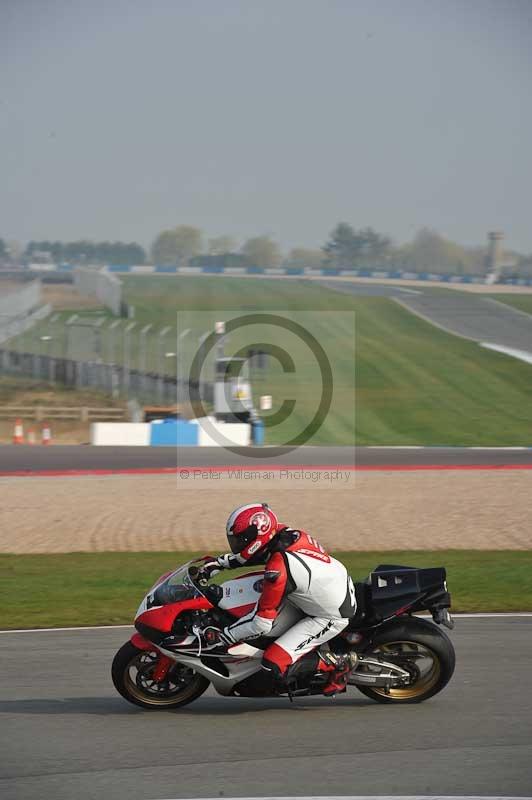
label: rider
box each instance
[201,503,357,696]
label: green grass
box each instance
[488,294,532,316]
[1,551,530,629]
[6,276,532,444]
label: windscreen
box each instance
[150,564,201,607]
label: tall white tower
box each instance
[487,231,504,281]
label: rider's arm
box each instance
[223,552,288,643]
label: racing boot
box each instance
[318,649,358,697]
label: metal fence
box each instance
[0,348,213,405]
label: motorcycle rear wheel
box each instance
[353,620,455,704]
[112,642,210,710]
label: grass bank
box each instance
[1,550,530,629]
[6,277,532,444]
[489,294,532,316]
[120,277,532,445]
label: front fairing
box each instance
[135,559,267,627]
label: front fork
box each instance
[131,632,173,682]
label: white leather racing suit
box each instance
[220,528,356,676]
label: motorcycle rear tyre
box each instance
[355,618,455,704]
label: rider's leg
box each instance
[266,601,305,639]
[316,648,358,696]
[262,616,350,694]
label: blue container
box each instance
[150,419,199,446]
[251,419,264,446]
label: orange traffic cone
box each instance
[41,422,52,445]
[13,418,24,445]
[27,428,36,445]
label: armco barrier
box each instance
[20,262,532,285]
[91,423,151,446]
[91,417,251,446]
[195,418,250,446]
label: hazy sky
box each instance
[2,0,531,254]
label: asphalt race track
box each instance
[1,445,532,474]
[320,280,532,354]
[397,293,532,353]
[1,618,531,800]
[314,279,425,298]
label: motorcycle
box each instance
[112,558,455,709]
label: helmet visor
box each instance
[227,525,258,554]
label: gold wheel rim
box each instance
[366,640,441,699]
[124,651,201,707]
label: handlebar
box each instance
[189,564,210,588]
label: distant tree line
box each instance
[24,240,146,265]
[149,223,497,275]
[4,225,532,278]
[150,226,283,269]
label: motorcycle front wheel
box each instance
[353,619,455,704]
[112,641,210,710]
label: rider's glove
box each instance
[198,558,223,580]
